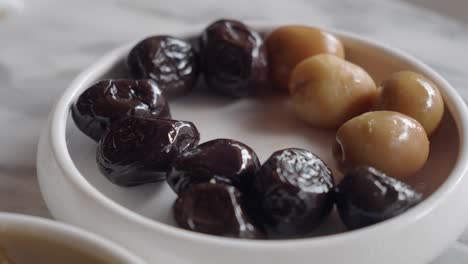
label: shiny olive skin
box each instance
[167,139,260,194]
[290,54,377,128]
[266,26,345,91]
[200,19,269,97]
[97,116,200,186]
[174,183,265,239]
[336,166,422,230]
[375,71,444,135]
[127,36,199,98]
[251,148,335,236]
[71,79,170,141]
[334,111,429,179]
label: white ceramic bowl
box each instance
[0,213,145,263]
[37,23,468,264]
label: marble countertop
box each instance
[1,0,468,262]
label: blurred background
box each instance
[404,0,468,23]
[0,0,468,262]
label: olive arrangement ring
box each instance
[71,19,445,239]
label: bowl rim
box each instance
[48,22,468,248]
[0,212,146,263]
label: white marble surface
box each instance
[1,0,468,262]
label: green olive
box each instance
[266,26,345,92]
[334,111,429,179]
[290,54,377,128]
[375,71,444,135]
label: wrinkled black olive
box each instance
[251,148,335,236]
[127,36,199,97]
[72,79,170,141]
[200,19,269,97]
[97,116,199,186]
[174,183,265,239]
[336,166,422,230]
[167,139,260,194]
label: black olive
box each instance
[174,183,265,239]
[200,19,269,97]
[167,139,260,194]
[335,166,423,230]
[127,36,199,98]
[72,79,170,141]
[251,148,335,236]
[97,116,199,186]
